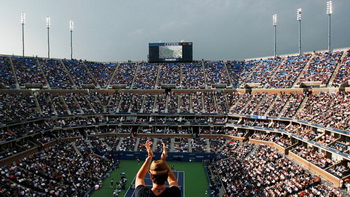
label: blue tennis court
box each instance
[125,171,184,197]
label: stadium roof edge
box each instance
[244,47,350,61]
[1,47,349,63]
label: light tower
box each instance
[327,1,332,52]
[297,8,302,55]
[69,20,74,59]
[46,16,51,58]
[272,14,277,57]
[21,12,26,57]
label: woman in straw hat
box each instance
[135,140,180,197]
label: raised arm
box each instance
[135,140,153,187]
[161,142,179,187]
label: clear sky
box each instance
[0,0,349,62]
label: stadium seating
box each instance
[1,48,350,196]
[333,49,350,87]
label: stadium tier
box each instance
[1,48,350,196]
[0,49,348,89]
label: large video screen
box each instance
[159,46,182,59]
[149,42,192,63]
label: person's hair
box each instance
[150,173,168,185]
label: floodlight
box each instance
[46,16,51,28]
[21,12,26,24]
[297,8,302,21]
[70,20,74,31]
[272,14,277,26]
[327,1,333,15]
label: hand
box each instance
[145,140,153,159]
[161,142,167,160]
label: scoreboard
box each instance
[149,42,193,63]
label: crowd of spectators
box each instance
[158,63,180,86]
[85,61,116,88]
[238,118,270,128]
[50,95,69,116]
[211,145,342,196]
[179,93,191,113]
[284,124,319,140]
[155,94,167,113]
[250,132,276,141]
[226,60,254,89]
[118,93,132,113]
[1,89,349,164]
[267,54,312,88]
[132,63,157,89]
[0,140,35,160]
[1,122,348,196]
[174,138,189,152]
[253,94,276,116]
[90,137,109,152]
[118,136,137,151]
[85,92,109,114]
[168,92,178,113]
[316,133,336,146]
[2,50,350,195]
[297,51,343,86]
[190,138,208,153]
[191,92,204,113]
[0,129,15,142]
[267,93,290,117]
[226,127,247,137]
[241,57,283,88]
[101,136,121,151]
[209,138,227,153]
[38,58,73,89]
[329,139,349,153]
[0,177,41,196]
[273,135,293,148]
[1,50,350,90]
[203,92,217,113]
[181,62,206,89]
[62,59,96,88]
[280,93,305,118]
[201,127,225,134]
[215,92,228,114]
[12,56,47,87]
[291,145,335,169]
[62,93,84,115]
[0,56,16,87]
[1,90,348,133]
[0,92,39,124]
[154,138,171,153]
[106,93,122,113]
[240,93,267,115]
[333,49,350,87]
[110,62,136,87]
[143,94,156,113]
[36,92,56,116]
[1,141,113,196]
[204,61,230,86]
[327,163,350,178]
[129,94,143,113]
[229,93,251,114]
[295,91,350,132]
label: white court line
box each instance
[183,171,186,197]
[125,176,136,197]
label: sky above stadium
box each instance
[0,0,349,62]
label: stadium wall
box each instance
[106,151,217,162]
